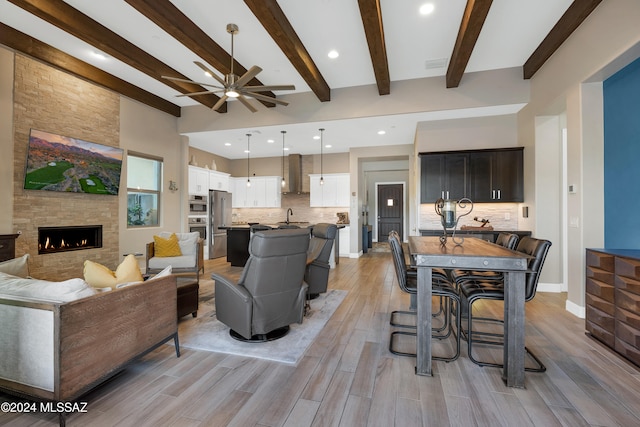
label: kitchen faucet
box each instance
[286,208,293,224]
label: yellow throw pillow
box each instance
[83,254,143,289]
[153,233,182,257]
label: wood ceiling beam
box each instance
[244,0,331,102]
[7,0,225,111]
[523,0,603,80]
[358,0,390,95]
[124,0,275,109]
[0,23,181,117]
[446,0,493,88]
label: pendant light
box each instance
[319,128,325,185]
[281,130,286,189]
[246,133,251,187]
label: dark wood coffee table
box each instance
[177,277,199,318]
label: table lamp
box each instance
[435,197,473,245]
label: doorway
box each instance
[377,183,404,242]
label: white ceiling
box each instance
[1,0,574,159]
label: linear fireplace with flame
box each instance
[38,225,103,254]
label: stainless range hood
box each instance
[288,153,304,194]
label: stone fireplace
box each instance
[38,225,103,255]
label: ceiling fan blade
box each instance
[242,85,295,92]
[175,90,224,97]
[194,61,227,86]
[243,91,290,106]
[161,76,223,89]
[235,65,262,88]
[237,95,258,113]
[212,95,229,112]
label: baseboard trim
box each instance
[537,282,564,293]
[565,299,585,319]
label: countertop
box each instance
[220,223,347,230]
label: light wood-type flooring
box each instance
[2,251,640,426]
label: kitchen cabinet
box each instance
[420,154,467,203]
[420,148,523,203]
[585,249,640,367]
[309,173,350,207]
[209,170,230,192]
[188,165,209,195]
[468,148,523,202]
[230,176,281,208]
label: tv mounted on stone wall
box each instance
[23,129,124,195]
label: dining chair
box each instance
[458,236,552,371]
[388,231,461,361]
[449,232,519,287]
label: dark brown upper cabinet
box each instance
[420,153,468,203]
[420,148,523,203]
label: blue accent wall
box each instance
[603,57,640,248]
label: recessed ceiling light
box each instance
[313,135,320,140]
[244,149,250,153]
[325,145,332,148]
[284,147,290,151]
[328,50,339,59]
[419,3,435,15]
[378,130,386,135]
[224,142,231,146]
[267,139,274,143]
[91,51,108,60]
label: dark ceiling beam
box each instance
[244,0,331,102]
[124,0,275,109]
[523,0,603,80]
[0,23,181,117]
[446,0,493,88]
[7,0,225,111]
[358,0,390,95]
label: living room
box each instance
[2,0,640,424]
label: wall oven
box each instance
[188,216,207,241]
[189,195,207,215]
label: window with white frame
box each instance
[127,153,162,227]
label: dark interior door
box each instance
[378,184,403,242]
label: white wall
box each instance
[518,0,640,314]
[118,98,186,257]
[0,48,14,234]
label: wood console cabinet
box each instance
[586,249,640,366]
[0,234,19,262]
[419,148,523,203]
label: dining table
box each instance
[408,236,530,388]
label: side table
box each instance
[177,277,199,319]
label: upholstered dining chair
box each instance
[449,232,519,287]
[212,228,310,342]
[305,223,337,298]
[388,231,461,361]
[458,236,552,371]
[388,230,450,328]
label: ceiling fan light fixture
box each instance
[226,89,240,98]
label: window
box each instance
[127,153,162,227]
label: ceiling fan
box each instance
[163,23,295,113]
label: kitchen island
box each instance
[221,223,345,267]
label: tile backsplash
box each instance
[419,203,521,230]
[232,193,348,225]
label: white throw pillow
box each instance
[0,254,30,278]
[0,272,97,302]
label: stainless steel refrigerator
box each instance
[209,190,232,259]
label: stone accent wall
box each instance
[12,55,121,280]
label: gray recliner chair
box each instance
[212,228,311,341]
[305,223,338,298]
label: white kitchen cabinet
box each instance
[188,165,209,195]
[338,225,350,257]
[309,173,350,207]
[230,176,281,208]
[209,170,230,192]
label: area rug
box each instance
[177,288,347,365]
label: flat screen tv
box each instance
[24,129,124,195]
